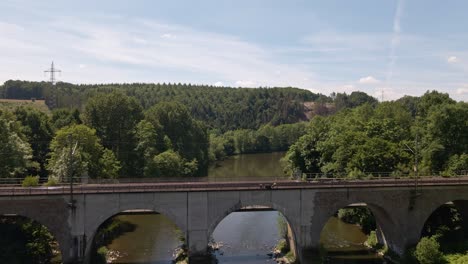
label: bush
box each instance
[22,176,39,187]
[445,253,468,263]
[44,177,59,186]
[366,230,378,248]
[414,237,444,264]
[95,246,108,263]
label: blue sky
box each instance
[1,0,467,101]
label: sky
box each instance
[1,0,467,101]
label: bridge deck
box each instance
[1,177,468,196]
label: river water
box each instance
[104,152,384,264]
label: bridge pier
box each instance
[187,192,212,263]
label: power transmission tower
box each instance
[44,61,61,109]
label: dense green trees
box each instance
[0,81,325,131]
[51,108,81,130]
[0,216,58,264]
[414,237,444,264]
[47,124,120,181]
[83,92,143,176]
[14,107,54,177]
[137,102,209,177]
[208,122,307,162]
[0,111,34,178]
[285,91,467,177]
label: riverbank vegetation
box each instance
[274,213,298,264]
[285,91,468,177]
[90,217,137,263]
[0,215,61,263]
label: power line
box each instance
[44,61,61,85]
[44,61,62,109]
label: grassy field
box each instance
[0,99,50,114]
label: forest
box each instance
[0,80,466,182]
[0,80,382,180]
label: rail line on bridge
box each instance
[1,176,468,196]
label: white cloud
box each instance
[161,33,175,39]
[385,0,405,87]
[78,64,86,69]
[0,16,319,89]
[359,76,380,84]
[235,80,257,87]
[448,56,458,63]
[214,81,223,87]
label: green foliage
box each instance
[99,149,121,179]
[95,247,108,263]
[91,218,136,263]
[45,177,58,186]
[14,107,54,177]
[22,175,39,187]
[333,91,378,111]
[284,251,297,263]
[51,108,81,130]
[277,213,288,240]
[337,207,376,234]
[276,239,289,254]
[287,103,411,178]
[443,154,468,176]
[83,92,143,176]
[445,253,468,263]
[366,230,378,248]
[0,112,33,178]
[47,124,120,180]
[141,102,209,176]
[147,150,197,177]
[1,80,47,100]
[0,216,57,264]
[284,117,329,174]
[209,122,307,163]
[414,237,444,264]
[1,81,323,131]
[420,102,468,172]
[284,97,464,177]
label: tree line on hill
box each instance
[0,80,377,131]
[284,91,468,177]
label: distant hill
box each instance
[0,80,378,131]
[0,80,334,131]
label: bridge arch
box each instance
[207,200,299,258]
[318,202,392,249]
[83,194,188,263]
[85,208,186,263]
[418,198,468,242]
[0,198,71,262]
[310,198,400,255]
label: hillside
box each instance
[0,80,330,131]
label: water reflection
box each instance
[106,214,181,264]
[207,152,287,179]
[320,217,384,263]
[211,211,282,263]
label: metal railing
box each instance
[1,174,468,197]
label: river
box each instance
[104,152,384,264]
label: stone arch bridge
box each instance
[1,178,468,263]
